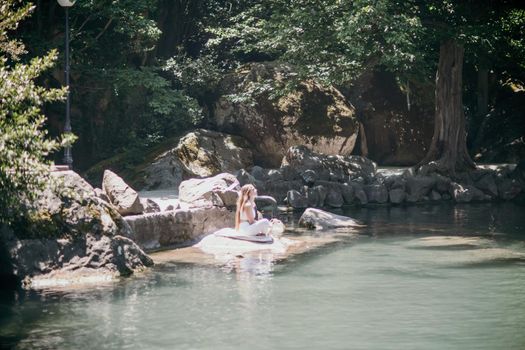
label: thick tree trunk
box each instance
[419,39,476,174]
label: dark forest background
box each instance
[14,0,525,172]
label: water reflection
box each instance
[1,202,525,349]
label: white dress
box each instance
[239,203,271,236]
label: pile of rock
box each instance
[236,146,524,208]
[0,170,153,289]
[124,173,239,251]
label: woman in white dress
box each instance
[235,184,272,236]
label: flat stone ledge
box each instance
[124,206,235,252]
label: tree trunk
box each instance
[419,39,476,174]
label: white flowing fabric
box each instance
[239,218,271,236]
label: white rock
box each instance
[102,170,144,215]
[298,208,364,230]
[179,173,240,208]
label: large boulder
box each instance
[214,62,359,167]
[450,183,487,203]
[179,173,240,208]
[175,129,254,177]
[282,145,377,182]
[142,150,186,190]
[405,176,435,202]
[0,170,152,288]
[141,130,254,190]
[298,208,364,230]
[103,170,144,215]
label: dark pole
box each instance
[63,6,73,168]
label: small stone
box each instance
[430,190,442,201]
[325,190,344,208]
[301,169,318,186]
[268,169,283,182]
[389,188,406,204]
[364,183,388,203]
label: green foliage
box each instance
[164,54,224,100]
[207,0,422,85]
[0,1,68,224]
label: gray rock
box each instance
[214,62,359,167]
[251,166,268,181]
[103,170,144,216]
[512,160,525,186]
[353,184,368,205]
[475,173,498,197]
[311,181,354,205]
[280,165,300,181]
[287,190,308,209]
[2,230,152,289]
[351,176,366,184]
[254,195,277,210]
[179,173,240,208]
[325,190,344,208]
[301,169,318,186]
[430,190,442,201]
[340,183,355,204]
[497,178,522,200]
[175,129,254,178]
[236,169,256,186]
[141,198,161,213]
[94,187,110,203]
[306,185,328,207]
[298,208,364,230]
[142,151,186,190]
[0,170,152,288]
[385,175,406,190]
[263,180,303,204]
[405,176,436,202]
[450,183,486,203]
[388,188,406,204]
[141,129,253,190]
[433,174,452,193]
[125,207,235,251]
[364,183,388,203]
[282,146,377,183]
[267,169,283,182]
[329,169,346,183]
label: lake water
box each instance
[1,202,525,349]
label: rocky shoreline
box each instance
[1,143,523,290]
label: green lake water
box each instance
[1,202,525,349]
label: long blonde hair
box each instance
[235,184,255,231]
